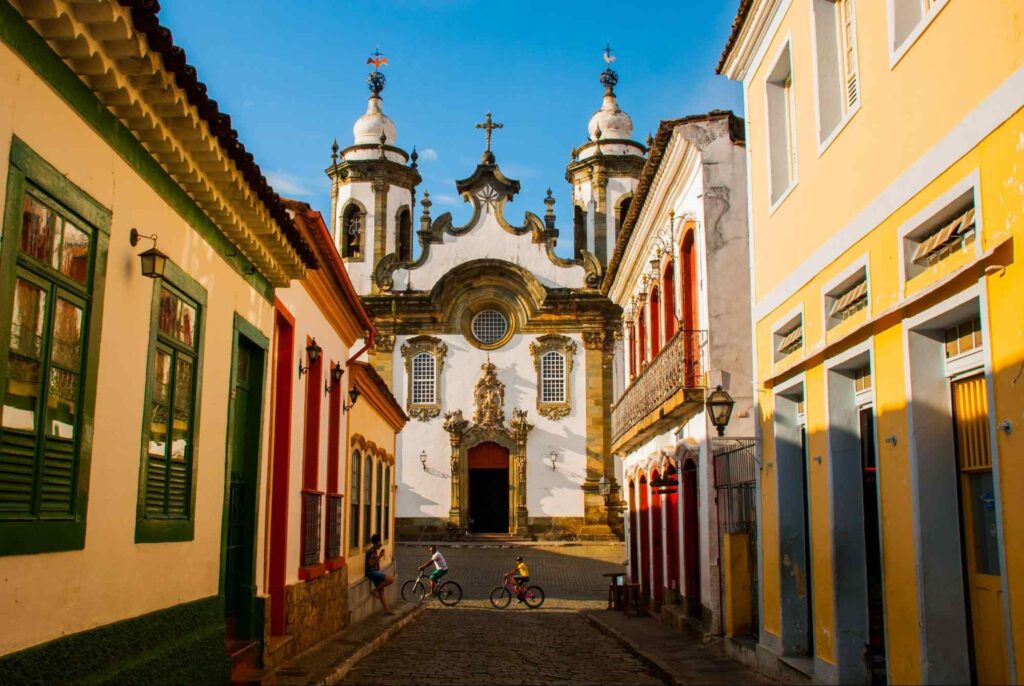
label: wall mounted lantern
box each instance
[598,475,626,511]
[298,338,322,378]
[130,228,167,279]
[548,450,558,471]
[343,386,361,413]
[324,362,343,395]
[419,450,428,470]
[706,385,736,437]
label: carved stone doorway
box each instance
[467,442,509,533]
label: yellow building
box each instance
[719,0,1023,683]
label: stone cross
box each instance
[475,112,503,153]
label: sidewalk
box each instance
[583,610,772,686]
[264,601,424,686]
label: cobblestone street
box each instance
[341,543,659,685]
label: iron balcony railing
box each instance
[300,490,323,568]
[612,328,707,445]
[326,493,344,561]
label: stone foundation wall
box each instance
[348,562,398,626]
[262,566,349,668]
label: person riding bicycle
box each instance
[416,545,448,596]
[504,556,530,599]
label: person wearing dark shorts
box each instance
[365,534,395,614]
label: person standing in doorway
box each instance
[366,534,395,614]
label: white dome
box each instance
[588,92,633,141]
[353,95,397,146]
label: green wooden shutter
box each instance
[0,431,36,515]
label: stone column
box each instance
[448,433,462,527]
[509,408,533,536]
[371,177,389,286]
[368,334,395,392]
[582,331,615,534]
[593,170,608,265]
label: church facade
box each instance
[327,59,642,538]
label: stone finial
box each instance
[420,191,432,231]
[646,132,654,149]
[410,145,419,168]
[544,188,556,230]
[330,138,339,166]
[378,131,387,159]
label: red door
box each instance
[639,475,651,604]
[651,470,665,605]
[628,480,639,583]
[665,466,680,597]
[268,304,294,635]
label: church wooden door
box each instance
[468,442,510,533]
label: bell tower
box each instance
[327,51,420,295]
[565,45,645,267]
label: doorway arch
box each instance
[466,441,510,533]
[682,458,700,617]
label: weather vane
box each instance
[367,48,387,95]
[475,112,503,162]
[600,42,619,92]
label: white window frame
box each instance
[822,254,871,331]
[411,352,436,405]
[771,304,806,366]
[764,36,799,214]
[810,0,862,155]
[887,0,951,69]
[540,351,566,404]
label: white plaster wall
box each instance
[392,332,588,521]
[334,182,376,294]
[389,205,587,291]
[258,283,353,589]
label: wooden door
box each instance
[952,375,1008,684]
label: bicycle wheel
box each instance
[437,581,463,606]
[523,585,545,608]
[401,579,426,602]
[489,586,512,609]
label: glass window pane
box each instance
[47,367,78,438]
[51,299,83,369]
[159,288,197,348]
[59,221,90,284]
[20,195,57,263]
[3,279,47,431]
[148,350,171,457]
[171,356,193,462]
[969,471,1001,576]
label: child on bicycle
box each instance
[416,545,448,596]
[504,556,530,599]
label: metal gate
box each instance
[714,438,759,637]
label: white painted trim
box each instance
[823,337,872,371]
[738,0,795,85]
[754,64,1024,322]
[822,252,871,331]
[896,169,982,299]
[809,0,863,157]
[888,0,951,69]
[774,370,807,397]
[764,34,799,215]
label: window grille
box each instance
[471,310,508,345]
[541,352,566,403]
[411,353,435,404]
[300,490,322,568]
[326,493,343,560]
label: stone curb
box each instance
[396,540,622,548]
[582,611,681,686]
[313,603,425,686]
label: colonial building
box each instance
[328,57,634,538]
[719,0,1023,683]
[604,111,755,637]
[0,1,313,682]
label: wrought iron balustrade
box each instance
[300,490,323,568]
[326,493,343,561]
[612,329,707,444]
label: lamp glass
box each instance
[706,385,735,429]
[138,247,167,279]
[306,340,322,367]
[348,387,361,406]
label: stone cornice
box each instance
[13,0,315,285]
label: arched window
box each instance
[662,262,677,339]
[396,206,412,262]
[615,194,633,237]
[681,228,698,331]
[650,287,662,358]
[573,204,587,259]
[383,465,391,540]
[411,352,436,405]
[541,351,566,403]
[627,324,637,380]
[375,461,383,539]
[341,203,364,259]
[362,455,372,544]
[638,308,647,366]
[349,450,361,549]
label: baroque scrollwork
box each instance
[473,361,506,427]
[529,334,577,421]
[400,335,448,421]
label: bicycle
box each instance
[400,570,462,606]
[489,574,545,609]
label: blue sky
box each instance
[159,1,742,257]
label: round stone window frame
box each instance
[462,303,515,350]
